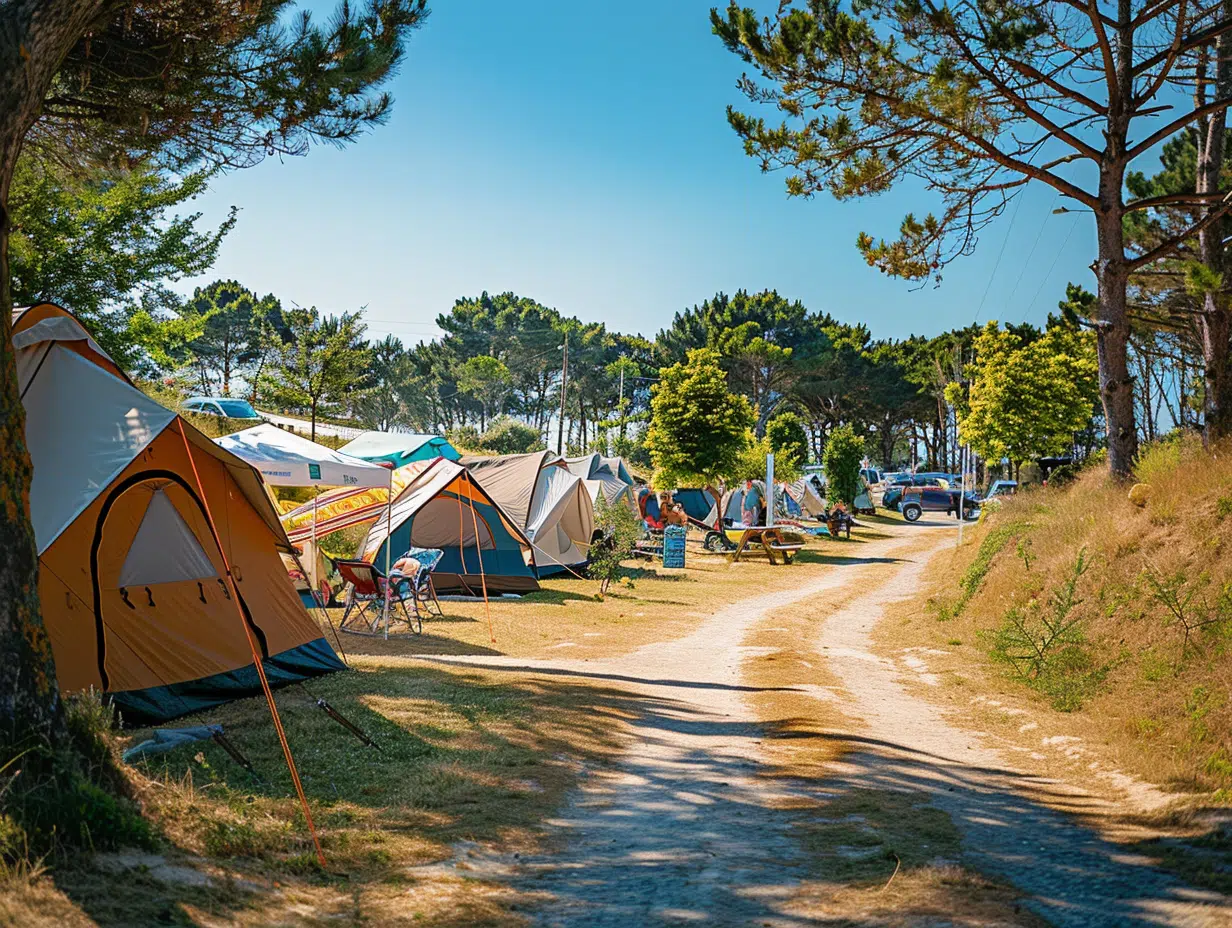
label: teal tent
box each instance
[340,431,460,468]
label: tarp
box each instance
[340,430,460,467]
[16,303,344,725]
[215,423,391,488]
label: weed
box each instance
[1216,494,1232,519]
[199,818,264,858]
[1142,569,1228,668]
[947,638,963,646]
[989,548,1110,710]
[950,520,1029,616]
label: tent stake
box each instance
[212,730,258,776]
[314,697,382,752]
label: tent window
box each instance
[410,497,496,550]
[118,488,219,587]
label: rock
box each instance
[1128,483,1152,507]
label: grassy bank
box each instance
[889,435,1232,801]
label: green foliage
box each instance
[766,410,809,475]
[989,548,1110,711]
[180,281,287,397]
[41,0,429,172]
[952,319,1098,469]
[821,424,863,505]
[645,348,755,486]
[1141,569,1231,669]
[457,355,513,428]
[590,498,645,596]
[8,155,234,370]
[260,308,370,439]
[470,417,545,455]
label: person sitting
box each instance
[659,491,689,528]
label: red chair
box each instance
[335,559,421,636]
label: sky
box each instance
[180,0,1102,346]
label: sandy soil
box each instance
[409,524,1232,927]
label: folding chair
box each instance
[335,559,421,636]
[399,547,445,620]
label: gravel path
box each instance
[418,528,1231,927]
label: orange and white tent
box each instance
[15,303,344,724]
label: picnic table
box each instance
[727,527,805,565]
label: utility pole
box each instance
[618,363,625,439]
[556,333,568,456]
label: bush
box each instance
[822,424,864,505]
[589,497,645,595]
[475,417,545,455]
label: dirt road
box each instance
[419,525,1231,927]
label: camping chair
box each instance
[335,559,422,636]
[396,547,445,620]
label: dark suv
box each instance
[901,486,979,522]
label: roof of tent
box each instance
[16,304,287,554]
[340,430,459,466]
[673,488,718,523]
[459,450,563,529]
[564,453,633,485]
[215,423,391,488]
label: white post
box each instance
[958,444,968,546]
[383,468,393,639]
[765,452,775,528]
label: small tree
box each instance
[947,321,1098,478]
[645,347,755,486]
[822,424,864,506]
[589,497,645,596]
[767,410,809,475]
[478,417,546,455]
[262,308,370,440]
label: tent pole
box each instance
[383,469,392,639]
[311,493,319,591]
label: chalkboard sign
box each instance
[663,525,687,568]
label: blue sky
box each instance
[180,0,1100,345]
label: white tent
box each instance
[215,423,391,489]
[215,423,394,602]
[787,476,828,518]
[566,453,637,513]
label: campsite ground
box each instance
[4,516,1230,926]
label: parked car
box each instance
[901,485,980,523]
[860,467,884,489]
[982,479,1018,500]
[184,396,262,420]
[883,475,946,512]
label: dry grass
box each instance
[344,534,850,663]
[876,436,1232,892]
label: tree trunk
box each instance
[1094,202,1139,478]
[1199,23,1232,442]
[310,400,318,441]
[0,0,118,750]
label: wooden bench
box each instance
[765,540,804,564]
[729,527,804,565]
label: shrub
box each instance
[988,548,1112,711]
[589,497,645,595]
[822,424,864,506]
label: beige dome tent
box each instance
[564,453,637,513]
[14,303,344,725]
[461,451,594,576]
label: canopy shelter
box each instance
[460,451,594,577]
[787,476,828,518]
[15,303,344,725]
[340,430,459,468]
[215,423,391,489]
[721,481,768,527]
[282,459,539,595]
[214,423,393,601]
